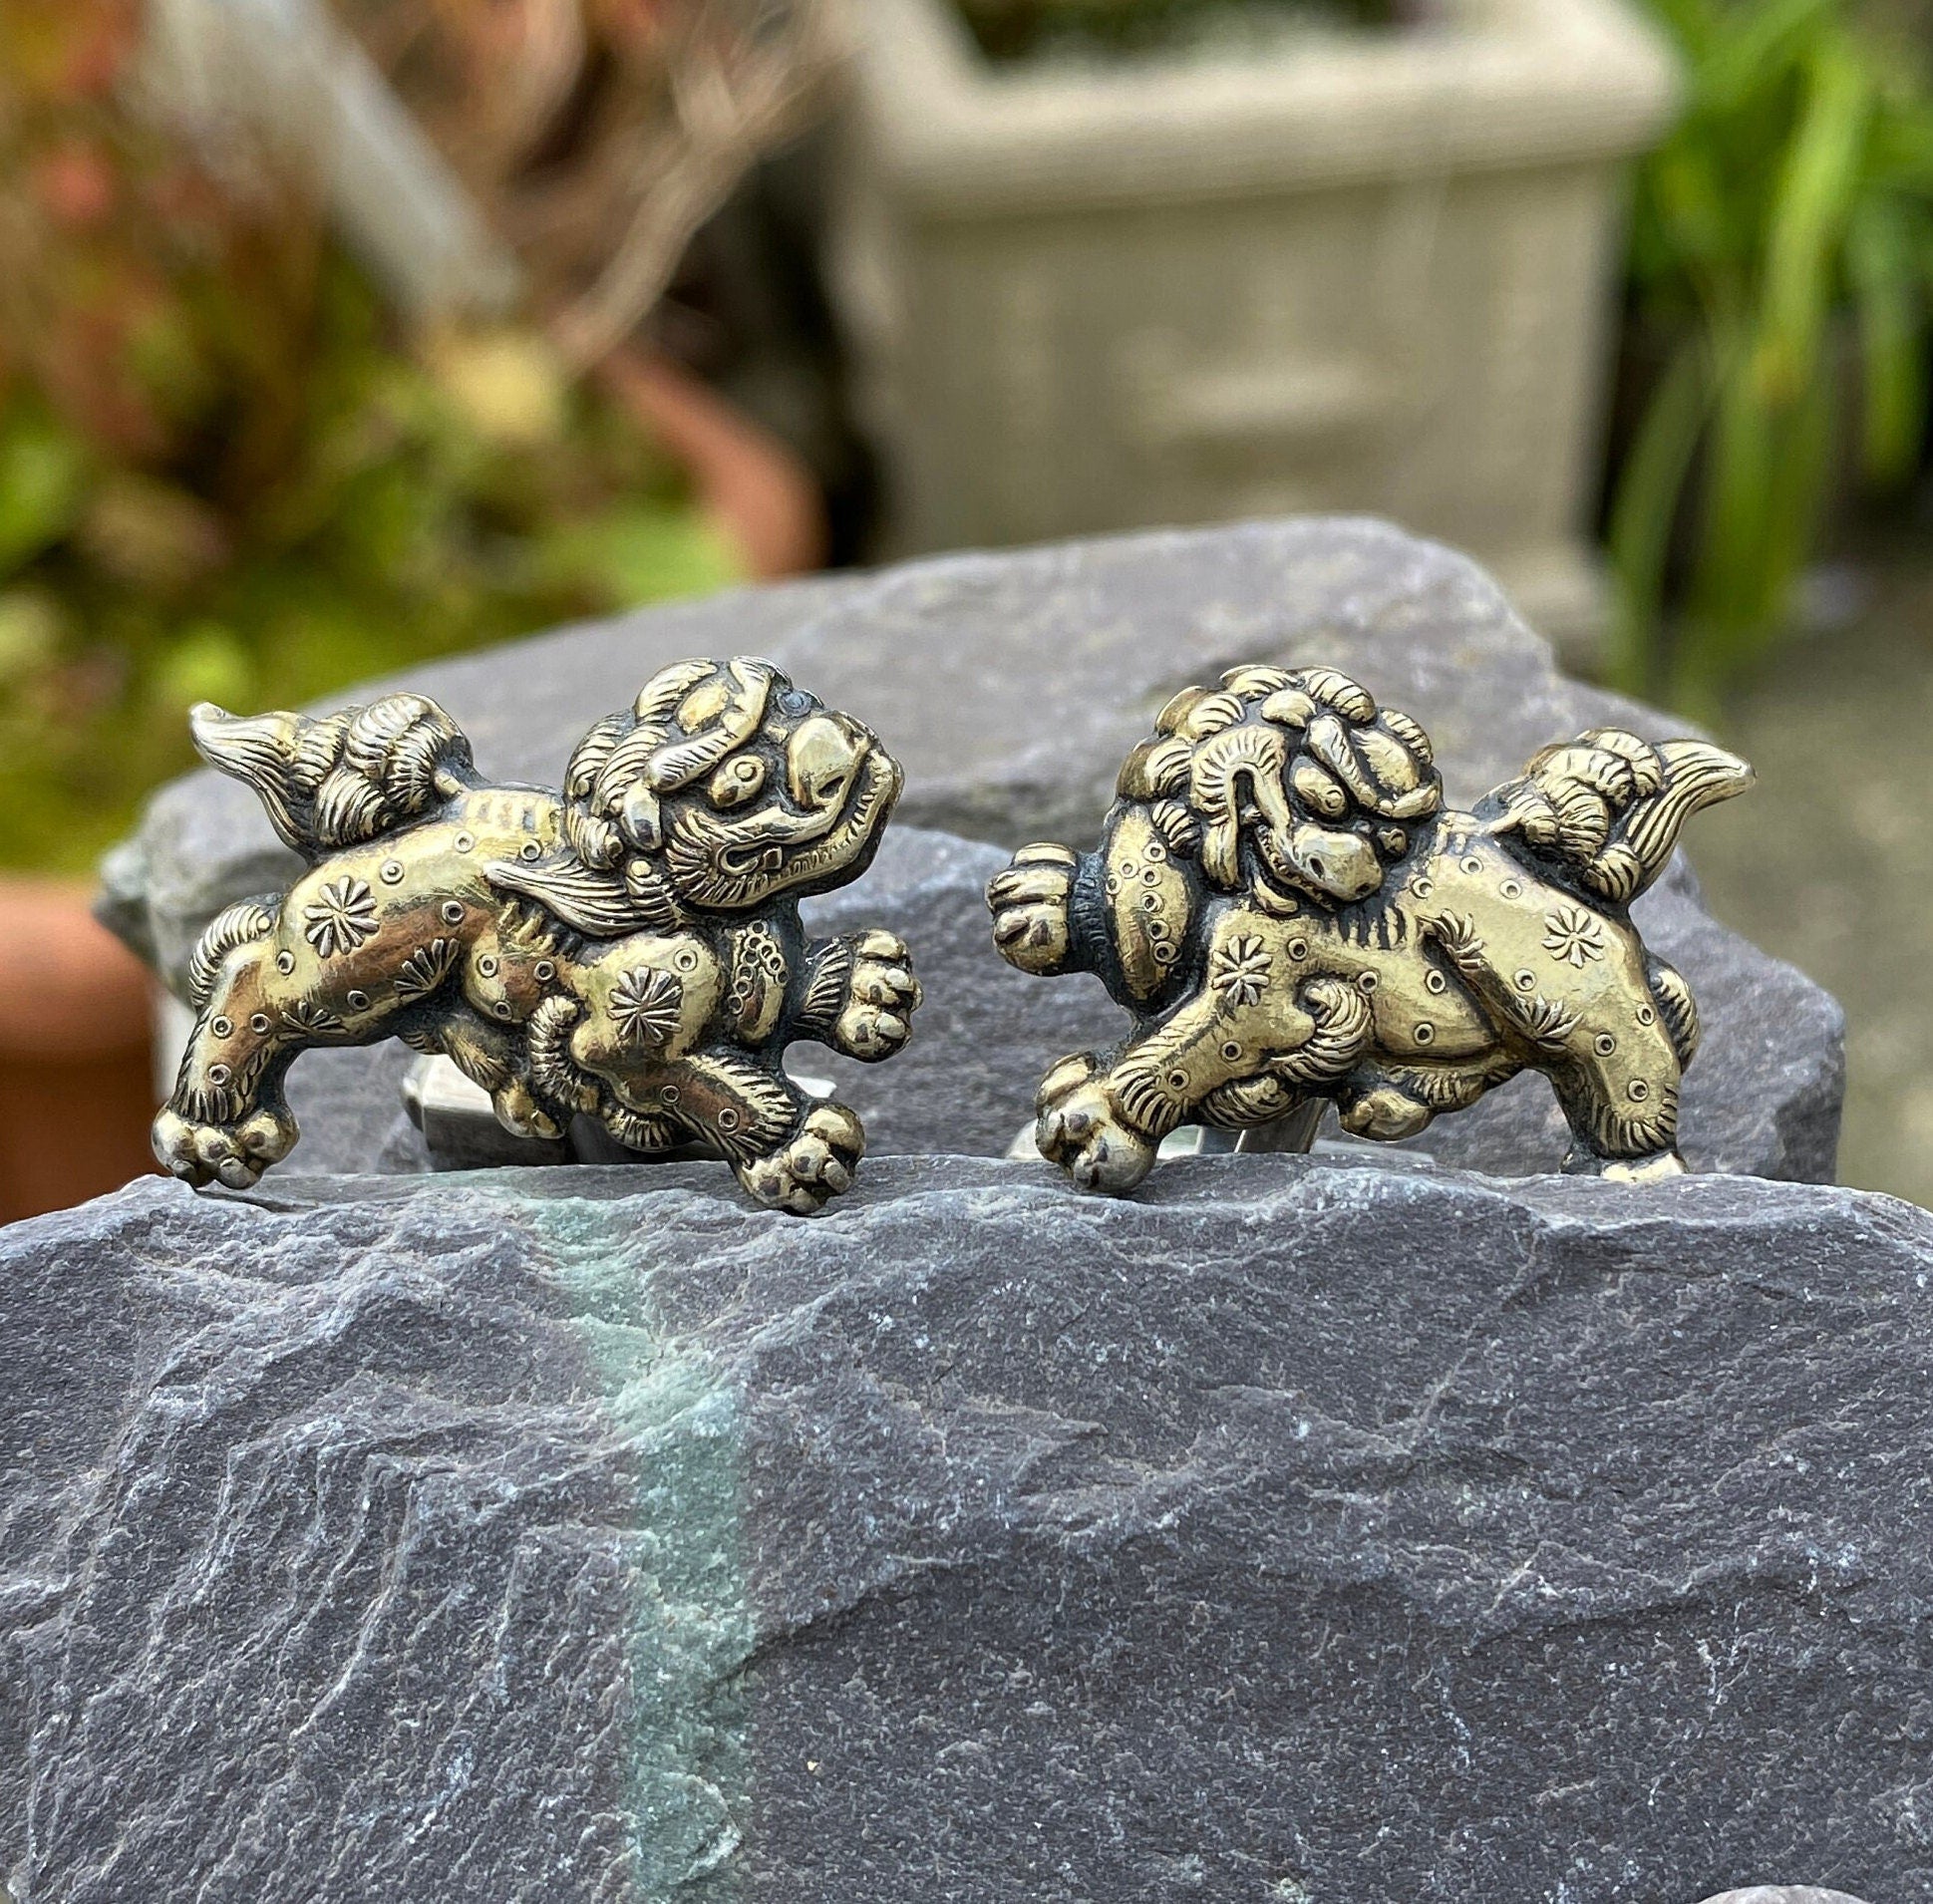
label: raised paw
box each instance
[987,843,1078,976]
[1035,1054,1156,1195]
[153,1103,298,1190]
[739,1103,866,1214]
[833,929,922,1062]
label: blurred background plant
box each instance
[331,0,841,370]
[1609,0,1933,712]
[0,0,850,876]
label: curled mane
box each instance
[1117,664,1442,899]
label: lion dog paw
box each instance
[739,1103,865,1214]
[833,929,922,1062]
[1337,1084,1434,1142]
[153,1104,298,1190]
[1035,1061,1156,1195]
[987,844,1078,976]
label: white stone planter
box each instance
[829,0,1678,652]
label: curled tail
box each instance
[190,694,477,859]
[1488,728,1753,905]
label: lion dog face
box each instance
[559,658,903,914]
[1118,664,1442,908]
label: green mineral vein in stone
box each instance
[514,1188,752,1901]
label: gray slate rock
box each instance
[278,1037,432,1174]
[270,820,1842,1186]
[102,515,1755,987]
[3,1156,1927,1903]
[1697,1892,1876,1903]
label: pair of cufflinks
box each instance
[154,655,1749,1212]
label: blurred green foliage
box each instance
[1612,0,1933,710]
[955,0,1395,63]
[0,2,735,874]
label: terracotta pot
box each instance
[597,342,827,579]
[0,877,156,1223]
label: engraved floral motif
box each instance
[1513,994,1581,1051]
[1429,912,1486,972]
[1542,903,1606,969]
[1210,934,1272,1009]
[394,937,461,999]
[279,999,346,1037]
[609,966,684,1048]
[302,876,379,959]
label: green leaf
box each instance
[1606,333,1714,699]
[150,621,256,714]
[535,503,741,609]
[1643,0,1722,70]
[1844,192,1926,482]
[0,414,89,578]
[1865,105,1933,192]
[0,588,63,686]
[1699,0,1834,117]
[1757,40,1871,408]
[1619,0,1933,703]
[1682,345,1779,673]
[1757,349,1837,633]
[1647,146,1737,290]
[1681,346,1834,700]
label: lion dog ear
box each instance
[633,658,716,723]
[645,659,776,792]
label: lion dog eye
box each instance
[709,756,768,808]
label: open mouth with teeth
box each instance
[1252,811,1387,905]
[665,720,902,909]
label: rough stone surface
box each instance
[1,1155,1924,1903]
[103,516,1769,983]
[277,1037,430,1174]
[1698,1893,1876,1904]
[267,821,1842,1186]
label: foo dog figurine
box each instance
[154,657,921,1213]
[988,665,1750,1192]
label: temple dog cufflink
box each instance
[154,657,920,1214]
[988,663,1751,1193]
